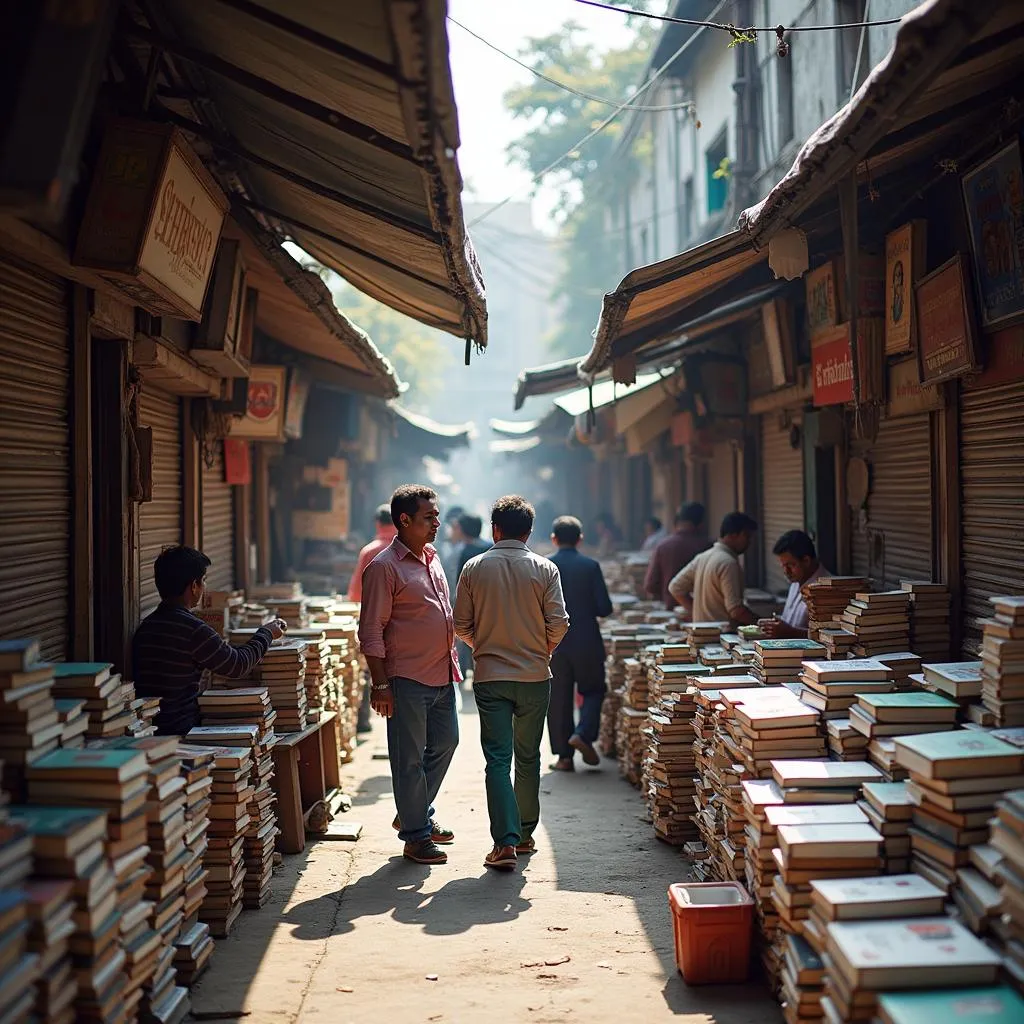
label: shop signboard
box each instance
[811,324,854,406]
[884,220,927,356]
[806,260,839,339]
[961,140,1024,329]
[74,120,229,321]
[230,365,287,441]
[915,254,980,384]
[886,357,943,418]
[964,324,1024,391]
[223,439,251,486]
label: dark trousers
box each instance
[548,648,606,757]
[474,680,550,847]
[386,677,459,844]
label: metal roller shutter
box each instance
[0,254,71,660]
[202,441,235,591]
[960,380,1024,639]
[761,415,805,595]
[138,387,182,617]
[851,413,933,590]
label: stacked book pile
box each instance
[778,932,824,1024]
[803,577,866,641]
[771,758,884,805]
[873,651,922,690]
[901,580,952,662]
[840,591,912,656]
[24,875,77,1024]
[173,919,214,990]
[25,749,152,1021]
[911,661,982,707]
[821,916,999,1024]
[51,664,132,741]
[867,737,909,782]
[797,658,894,724]
[860,781,915,874]
[616,705,647,787]
[265,598,307,630]
[722,687,825,778]
[685,621,726,654]
[0,811,36,1023]
[753,640,826,686]
[849,691,959,748]
[990,787,1024,984]
[643,683,699,845]
[818,627,857,660]
[238,604,273,629]
[299,629,330,714]
[895,730,1024,896]
[252,640,309,733]
[624,656,650,712]
[0,642,60,797]
[876,987,1024,1024]
[176,747,212,929]
[824,718,870,761]
[180,739,252,938]
[598,688,621,757]
[54,698,87,749]
[250,582,302,603]
[741,777,784,960]
[697,644,732,670]
[129,694,161,738]
[198,696,278,910]
[980,596,1024,727]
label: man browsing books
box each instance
[759,530,831,639]
[133,546,285,737]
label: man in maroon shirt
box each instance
[358,485,461,865]
[644,503,711,610]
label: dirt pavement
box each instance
[188,690,782,1024]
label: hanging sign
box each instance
[805,260,839,339]
[884,220,927,356]
[230,365,286,441]
[886,357,943,418]
[74,121,228,321]
[223,439,251,485]
[811,324,854,406]
[915,254,980,384]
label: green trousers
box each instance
[473,679,551,848]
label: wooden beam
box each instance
[254,444,271,584]
[71,286,94,661]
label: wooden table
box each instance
[271,711,342,854]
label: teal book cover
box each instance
[878,986,1024,1024]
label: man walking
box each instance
[454,496,569,871]
[668,512,759,627]
[547,516,613,772]
[645,503,710,610]
[347,503,397,603]
[455,513,491,682]
[358,485,461,866]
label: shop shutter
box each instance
[706,440,738,543]
[960,380,1024,641]
[850,413,933,590]
[202,441,235,591]
[761,415,805,595]
[138,387,182,617]
[0,254,71,660]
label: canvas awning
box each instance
[489,417,541,437]
[387,402,474,454]
[553,371,675,418]
[488,436,542,455]
[513,356,582,411]
[124,0,487,347]
[576,0,1021,380]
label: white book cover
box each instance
[741,779,784,807]
[811,874,944,908]
[803,659,891,677]
[772,759,884,787]
[765,804,868,828]
[777,823,883,848]
[862,781,914,808]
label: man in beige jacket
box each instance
[454,495,569,872]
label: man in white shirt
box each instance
[759,530,831,638]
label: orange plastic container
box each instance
[668,881,753,985]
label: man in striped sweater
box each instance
[133,546,285,735]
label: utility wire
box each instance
[448,16,696,114]
[469,0,727,228]
[572,0,903,32]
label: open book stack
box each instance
[895,730,1024,896]
[911,661,983,707]
[849,691,959,746]
[981,596,1024,727]
[841,591,912,657]
[990,787,1024,985]
[803,577,866,642]
[51,664,133,741]
[181,740,253,938]
[0,815,36,1024]
[722,687,825,777]
[253,640,309,733]
[643,691,698,846]
[821,917,1000,1024]
[753,640,826,686]
[901,580,952,662]
[798,658,895,723]
[860,781,915,874]
[0,641,60,798]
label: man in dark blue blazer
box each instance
[547,516,613,771]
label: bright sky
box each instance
[446,0,659,231]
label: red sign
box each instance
[964,324,1024,390]
[223,439,251,485]
[811,324,854,406]
[915,254,979,384]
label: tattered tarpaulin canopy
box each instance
[387,402,474,456]
[576,0,1022,380]
[489,417,542,437]
[514,356,584,411]
[488,436,542,455]
[128,0,487,347]
[553,371,674,419]
[225,209,401,397]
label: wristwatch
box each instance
[372,681,392,691]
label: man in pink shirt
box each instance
[358,485,461,865]
[347,504,398,603]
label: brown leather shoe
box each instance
[548,757,575,772]
[393,816,455,844]
[403,839,448,865]
[569,735,600,766]
[484,845,517,871]
[515,837,536,855]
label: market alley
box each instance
[187,692,780,1024]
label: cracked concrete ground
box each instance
[187,692,782,1024]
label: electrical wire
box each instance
[468,0,728,228]
[448,16,696,114]
[571,0,903,32]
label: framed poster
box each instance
[884,220,927,355]
[961,140,1024,329]
[805,260,839,339]
[230,365,286,441]
[915,254,980,384]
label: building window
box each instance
[777,35,794,146]
[705,132,728,215]
[837,0,869,100]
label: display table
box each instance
[272,711,343,854]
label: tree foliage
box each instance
[501,15,656,357]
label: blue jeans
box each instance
[548,648,606,757]
[386,678,459,844]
